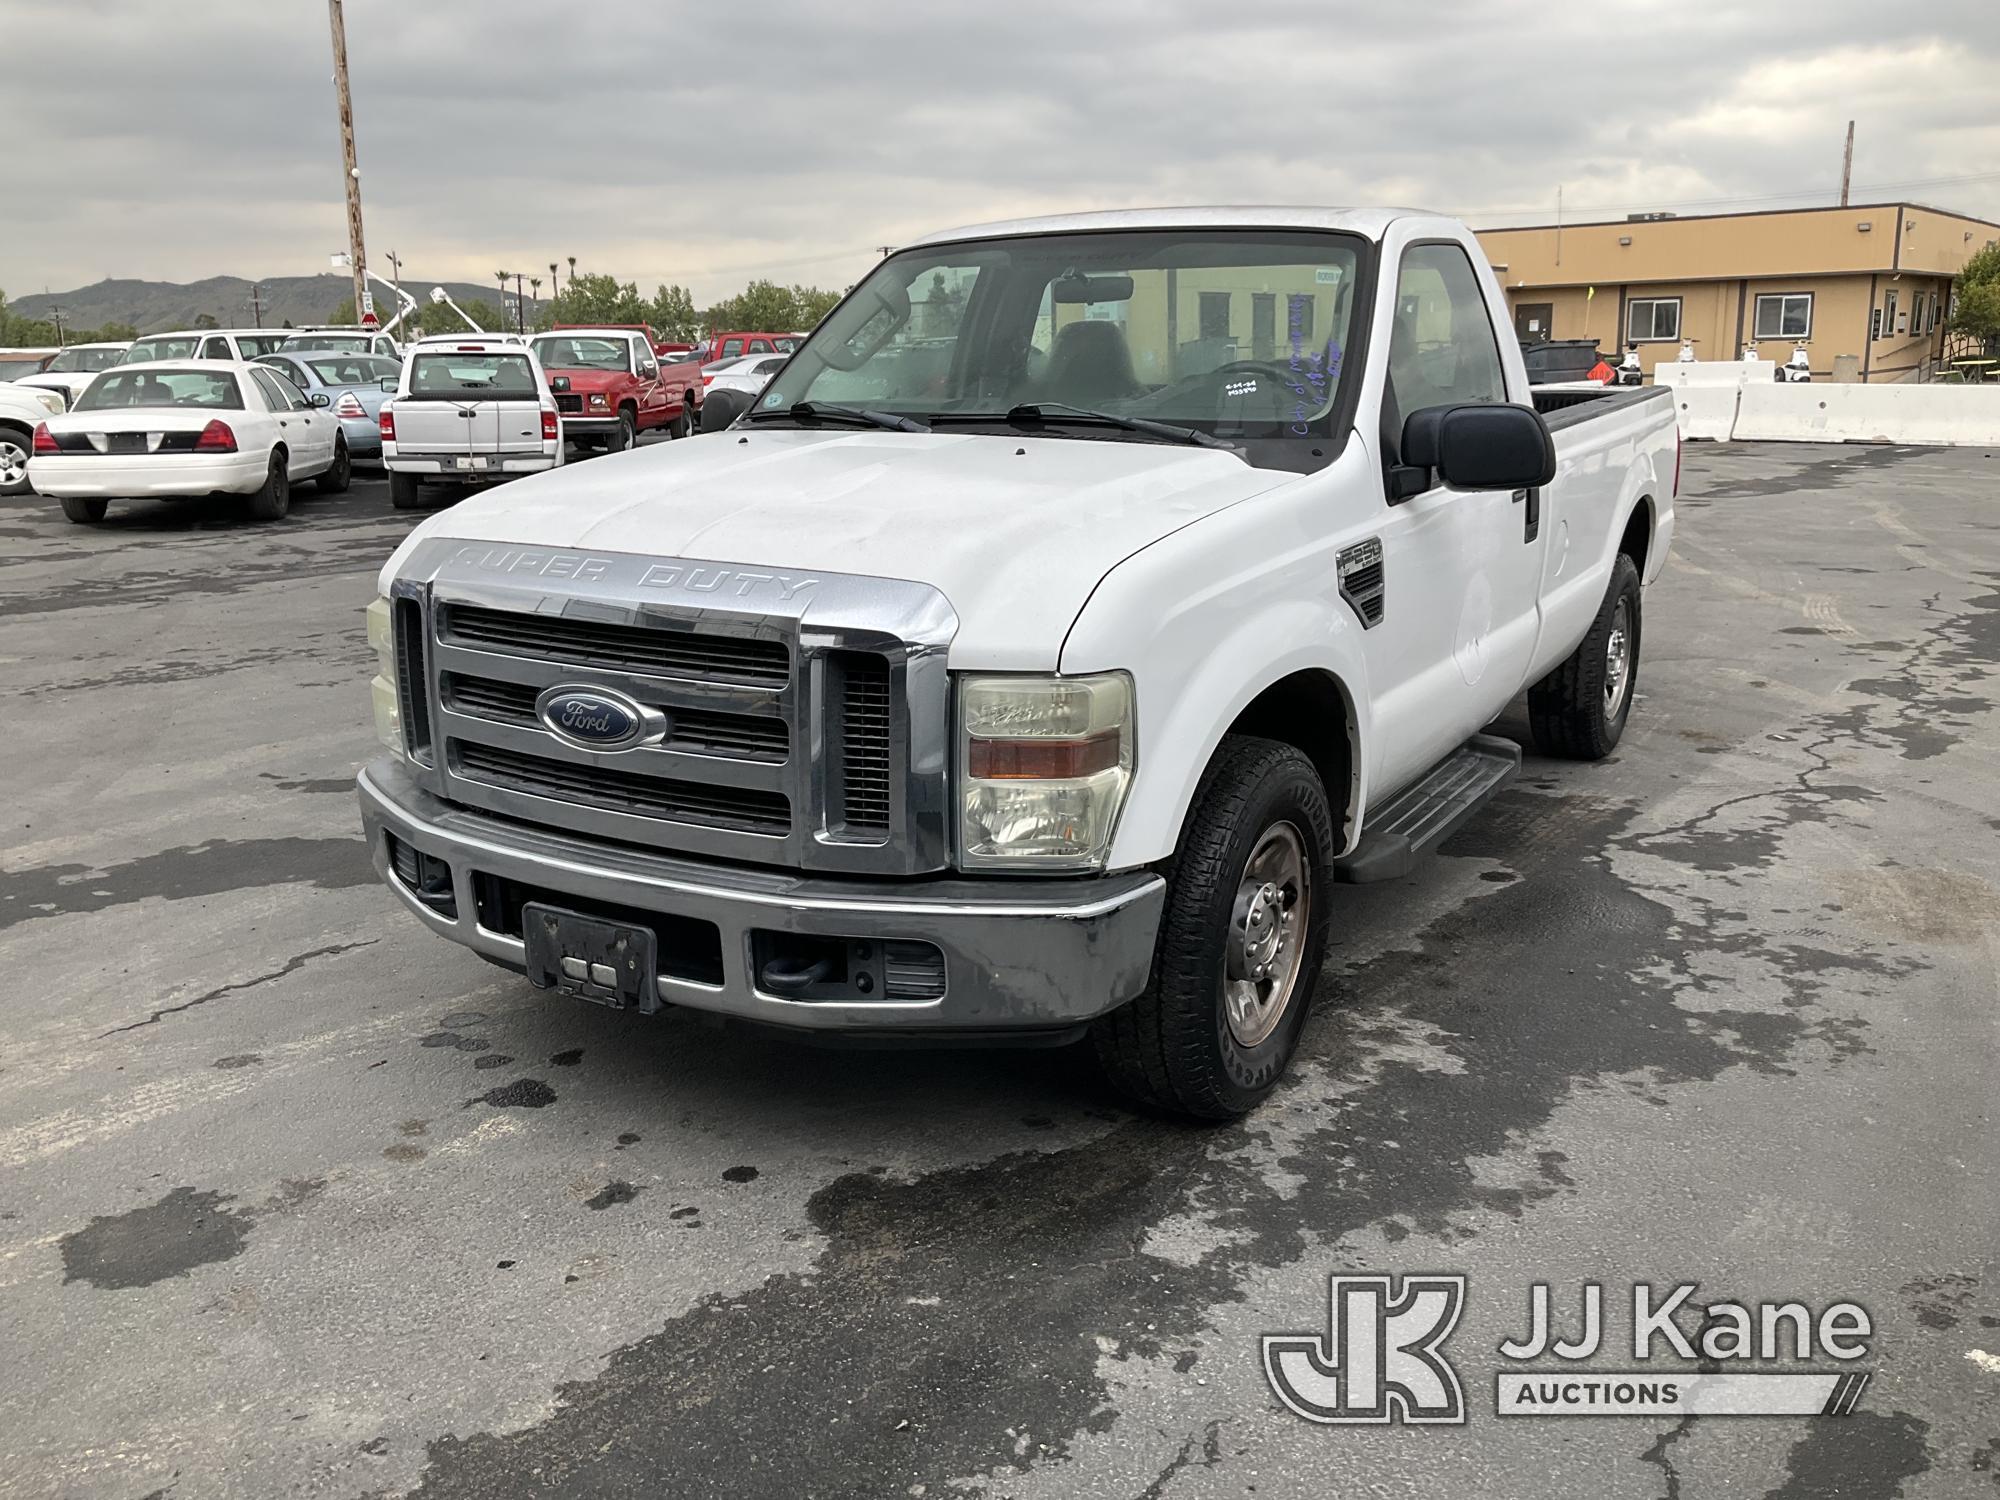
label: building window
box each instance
[1880,288,1898,339]
[1626,297,1681,342]
[1251,292,1276,361]
[1198,291,1232,341]
[1752,293,1813,340]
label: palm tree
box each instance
[530,277,542,327]
[549,260,560,306]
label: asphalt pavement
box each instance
[1,440,1995,1499]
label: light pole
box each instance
[326,0,369,324]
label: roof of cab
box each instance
[907,205,1438,248]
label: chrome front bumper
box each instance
[358,757,1164,1034]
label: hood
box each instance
[385,428,1297,668]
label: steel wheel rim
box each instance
[0,439,25,486]
[1603,598,1631,714]
[1223,821,1311,1048]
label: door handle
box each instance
[1513,489,1541,543]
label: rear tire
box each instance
[1092,736,1336,1120]
[0,426,31,496]
[60,495,108,524]
[1528,553,1642,760]
[246,451,291,521]
[389,471,425,510]
[316,436,351,494]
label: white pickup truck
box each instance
[358,207,1676,1118]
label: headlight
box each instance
[587,392,610,410]
[957,672,1133,870]
[366,594,402,753]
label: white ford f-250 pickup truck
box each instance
[358,207,1676,1118]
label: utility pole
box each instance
[327,0,369,323]
[48,302,68,345]
[1839,120,1855,208]
[877,245,895,259]
[247,283,267,329]
[384,248,403,316]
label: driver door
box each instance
[1357,240,1548,798]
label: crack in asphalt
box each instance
[97,941,376,1037]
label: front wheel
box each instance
[672,402,695,440]
[246,451,291,521]
[612,410,637,452]
[1528,552,1642,759]
[1092,736,1336,1120]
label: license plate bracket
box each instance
[447,454,491,471]
[522,903,658,1012]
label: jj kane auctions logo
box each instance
[1264,1276,1874,1424]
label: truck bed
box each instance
[1532,383,1672,431]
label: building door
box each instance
[1514,302,1553,342]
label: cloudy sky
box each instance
[7,0,1999,302]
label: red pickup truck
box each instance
[698,331,801,367]
[529,329,703,447]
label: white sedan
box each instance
[702,352,790,399]
[28,361,351,524]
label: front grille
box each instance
[442,602,789,687]
[883,940,947,1000]
[829,652,891,833]
[452,740,790,835]
[393,597,434,762]
[554,394,583,414]
[441,672,788,761]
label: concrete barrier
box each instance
[1732,382,2000,446]
[1652,361,1752,441]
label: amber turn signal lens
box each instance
[967,731,1121,780]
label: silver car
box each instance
[255,350,401,459]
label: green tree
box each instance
[192,312,220,329]
[648,284,699,341]
[327,296,357,324]
[551,273,647,327]
[412,297,504,336]
[1947,242,2000,342]
[794,285,842,329]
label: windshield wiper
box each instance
[992,401,1229,449]
[747,401,928,433]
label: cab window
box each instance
[200,337,230,360]
[720,338,745,358]
[1385,242,1506,423]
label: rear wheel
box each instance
[0,426,31,496]
[1092,736,1336,1120]
[1528,553,1642,759]
[389,471,425,510]
[316,435,351,494]
[60,495,108,524]
[246,451,291,522]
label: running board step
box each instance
[1332,733,1521,884]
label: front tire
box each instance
[246,451,291,521]
[672,402,695,440]
[0,426,31,497]
[316,436,351,494]
[1092,736,1336,1120]
[60,495,109,524]
[1528,552,1642,759]
[613,409,637,452]
[389,471,425,510]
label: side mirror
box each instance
[308,391,332,408]
[379,377,397,392]
[1392,403,1555,501]
[701,388,753,433]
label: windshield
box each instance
[0,358,48,379]
[234,333,288,358]
[76,370,243,410]
[48,347,126,373]
[759,229,1365,454]
[531,336,631,372]
[123,338,200,363]
[287,334,370,353]
[307,355,397,387]
[405,352,540,400]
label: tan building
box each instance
[1475,202,2000,382]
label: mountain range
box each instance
[11,275,524,335]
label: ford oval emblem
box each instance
[534,685,658,751]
